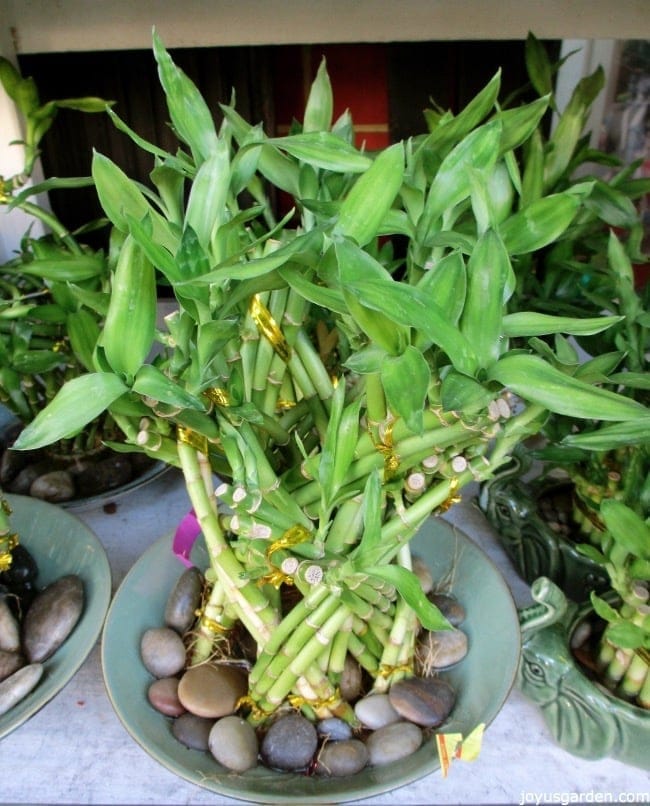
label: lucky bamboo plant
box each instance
[13,34,650,725]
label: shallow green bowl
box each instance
[0,493,111,740]
[102,517,520,803]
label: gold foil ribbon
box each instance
[0,533,18,572]
[195,612,231,634]
[436,477,461,514]
[377,661,414,679]
[236,694,274,721]
[203,387,231,407]
[370,420,400,481]
[177,425,208,455]
[256,524,311,589]
[287,688,342,711]
[249,294,291,362]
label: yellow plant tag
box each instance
[435,723,485,778]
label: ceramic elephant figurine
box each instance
[518,577,650,770]
[479,457,608,602]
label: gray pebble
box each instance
[411,555,434,594]
[0,649,24,682]
[317,717,353,741]
[209,715,259,772]
[30,470,75,502]
[428,593,466,626]
[164,567,203,634]
[418,628,468,668]
[260,713,318,771]
[0,663,43,716]
[339,654,363,702]
[0,596,20,652]
[388,676,456,727]
[23,575,84,663]
[366,721,423,766]
[75,455,133,496]
[140,627,187,678]
[177,663,247,719]
[354,693,401,729]
[316,739,369,776]
[172,712,215,751]
[147,677,186,717]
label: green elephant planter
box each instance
[479,457,608,602]
[518,577,650,770]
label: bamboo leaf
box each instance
[416,251,466,326]
[497,95,550,154]
[562,419,650,450]
[133,364,206,411]
[185,140,231,251]
[264,132,371,173]
[12,373,128,450]
[589,592,621,624]
[152,31,218,164]
[487,353,649,421]
[303,58,333,133]
[499,193,581,254]
[525,33,554,98]
[17,254,106,282]
[67,309,100,371]
[604,622,648,651]
[365,564,452,631]
[381,346,430,433]
[502,312,623,337]
[600,499,650,560]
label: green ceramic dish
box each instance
[102,518,520,803]
[0,493,111,740]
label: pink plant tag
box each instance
[172,509,201,568]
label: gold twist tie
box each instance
[276,399,296,411]
[256,569,294,589]
[203,387,231,407]
[236,694,274,720]
[249,294,291,362]
[267,524,311,558]
[0,533,19,572]
[195,611,231,634]
[288,688,342,711]
[52,339,67,353]
[177,425,208,455]
[377,662,414,679]
[370,420,400,481]
[437,477,461,514]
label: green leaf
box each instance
[343,345,386,375]
[152,31,218,164]
[599,499,650,560]
[365,564,453,631]
[499,193,581,254]
[303,58,333,133]
[355,471,384,561]
[502,312,623,338]
[334,142,405,246]
[584,180,640,228]
[604,621,649,650]
[497,95,550,154]
[440,369,495,413]
[525,32,554,98]
[487,353,649,421]
[589,592,621,624]
[18,254,106,282]
[132,364,206,411]
[562,419,650,450]
[575,543,607,565]
[608,372,650,391]
[12,373,128,450]
[67,309,100,371]
[381,346,430,433]
[416,250,466,326]
[265,132,370,173]
[185,140,230,251]
[54,96,112,113]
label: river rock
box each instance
[23,575,84,663]
[75,455,133,496]
[354,693,401,729]
[140,627,187,678]
[339,654,363,702]
[172,712,215,751]
[412,555,434,594]
[418,628,468,669]
[0,649,24,682]
[315,739,369,776]
[147,677,186,717]
[30,470,75,502]
[317,716,353,741]
[388,676,456,727]
[177,663,247,718]
[260,713,318,771]
[0,596,20,652]
[428,593,466,626]
[0,663,43,716]
[1,444,41,485]
[164,567,203,634]
[7,463,46,495]
[208,715,259,772]
[366,721,423,766]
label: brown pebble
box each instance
[177,664,248,719]
[147,677,186,717]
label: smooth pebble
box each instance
[411,555,434,594]
[22,575,84,663]
[147,677,186,717]
[140,627,187,678]
[0,663,43,716]
[0,597,20,652]
[209,715,259,772]
[164,567,203,634]
[172,712,214,751]
[428,593,466,627]
[388,676,456,727]
[316,739,369,776]
[366,721,423,766]
[0,649,24,682]
[177,663,247,718]
[317,717,353,741]
[29,470,75,502]
[339,654,363,702]
[260,713,318,771]
[354,693,401,729]
[418,628,468,668]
